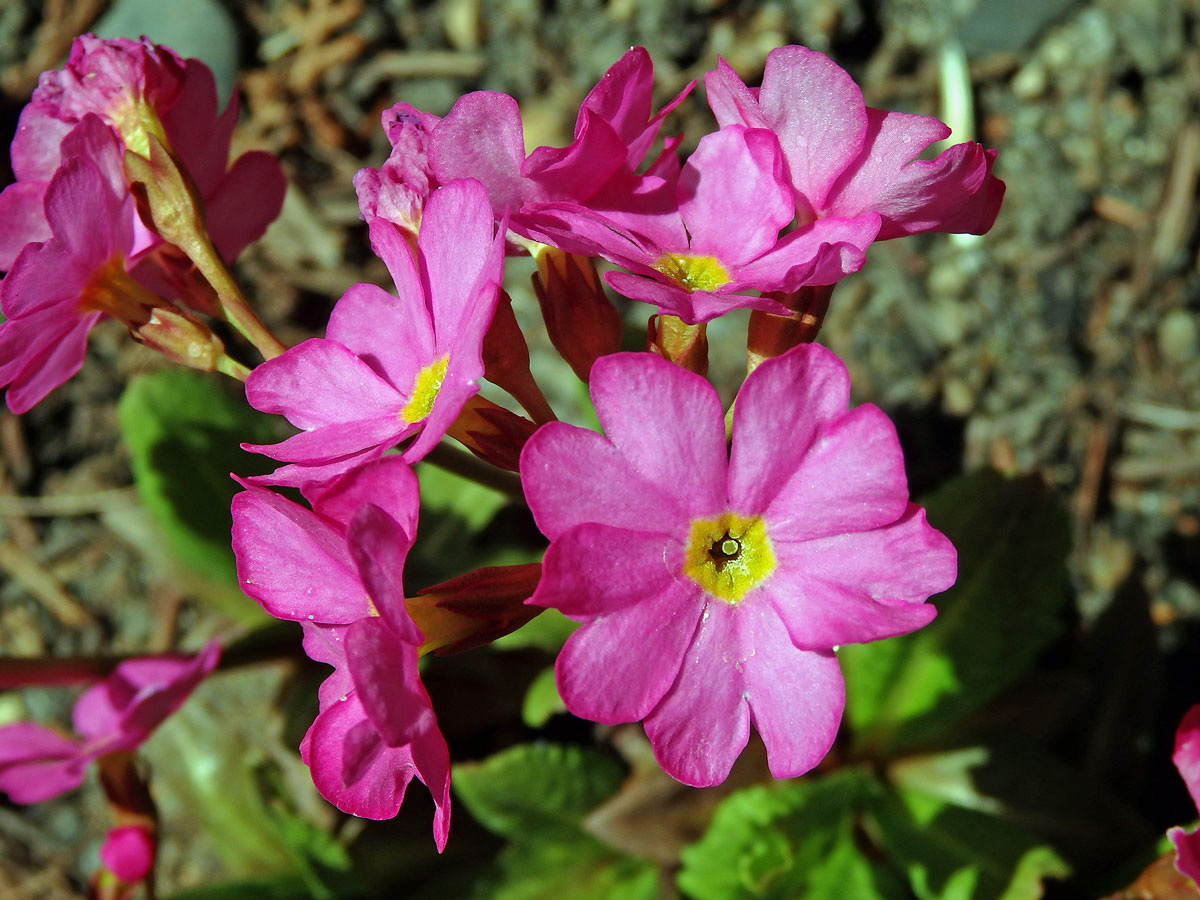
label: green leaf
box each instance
[117,370,278,603]
[866,784,1071,900]
[163,874,317,900]
[473,842,660,900]
[454,743,658,900]
[522,665,565,727]
[454,742,626,842]
[494,607,578,653]
[840,471,1071,755]
[677,771,900,900]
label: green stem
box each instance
[424,442,525,502]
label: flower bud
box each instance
[532,247,622,382]
[132,306,225,371]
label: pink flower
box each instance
[355,47,690,246]
[0,643,220,804]
[1170,704,1200,885]
[243,178,504,489]
[0,33,283,272]
[704,46,1003,242]
[528,125,880,324]
[520,344,956,787]
[231,458,451,843]
[0,118,152,413]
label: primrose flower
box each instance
[0,119,150,413]
[521,345,956,787]
[243,178,504,489]
[356,47,690,246]
[0,643,220,804]
[231,458,451,842]
[0,33,284,273]
[529,125,880,324]
[704,46,1003,241]
[1169,704,1200,885]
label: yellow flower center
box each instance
[682,512,775,604]
[401,355,449,424]
[652,253,731,292]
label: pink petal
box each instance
[301,622,354,708]
[553,566,702,724]
[755,46,869,213]
[763,403,910,541]
[740,602,844,779]
[98,643,220,748]
[1175,705,1200,812]
[313,457,420,537]
[245,416,407,466]
[244,338,405,430]
[589,352,728,518]
[99,825,155,883]
[10,107,74,183]
[43,156,128,270]
[680,126,793,266]
[578,47,653,146]
[231,485,371,623]
[347,502,421,643]
[0,181,50,270]
[303,693,418,820]
[733,213,879,290]
[0,723,85,803]
[729,343,853,513]
[345,618,432,747]
[523,109,628,201]
[1171,826,1200,887]
[824,108,1004,239]
[530,523,683,618]
[430,92,527,213]
[326,280,434,392]
[642,598,752,787]
[603,271,788,324]
[520,421,692,539]
[0,308,99,415]
[766,505,953,650]
[419,178,503,347]
[703,58,767,132]
[205,151,287,261]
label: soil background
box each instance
[1,0,1200,897]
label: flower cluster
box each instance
[0,35,285,412]
[3,37,1002,852]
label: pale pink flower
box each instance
[243,178,504,490]
[528,125,880,324]
[354,47,690,245]
[520,344,956,787]
[1170,704,1200,885]
[0,119,147,413]
[0,33,283,272]
[704,46,1003,241]
[231,458,451,843]
[0,643,220,804]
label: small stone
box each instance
[1157,309,1198,365]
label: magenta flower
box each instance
[354,47,690,246]
[520,345,956,787]
[0,33,283,272]
[243,178,504,490]
[0,118,154,413]
[704,46,1003,241]
[0,643,220,804]
[231,458,451,843]
[1170,704,1200,885]
[99,825,155,885]
[528,125,881,324]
